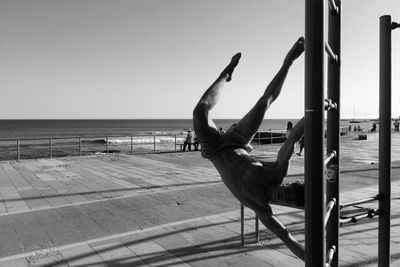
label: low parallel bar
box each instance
[325,245,336,267]
[324,150,337,166]
[241,204,245,246]
[340,194,380,209]
[327,0,338,15]
[325,43,338,63]
[325,198,336,227]
[255,215,259,243]
[340,209,379,225]
[324,99,338,111]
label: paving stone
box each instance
[60,244,105,267]
[0,258,29,267]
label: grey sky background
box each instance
[1,0,399,119]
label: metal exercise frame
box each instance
[304,3,397,266]
[239,2,398,267]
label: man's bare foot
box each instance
[284,37,305,64]
[222,52,241,82]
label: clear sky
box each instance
[1,0,400,119]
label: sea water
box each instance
[0,119,374,160]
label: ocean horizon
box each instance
[0,118,387,161]
[0,119,302,139]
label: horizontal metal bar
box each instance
[324,150,337,166]
[325,245,336,267]
[0,134,190,142]
[327,0,339,14]
[325,43,339,63]
[324,99,337,111]
[340,194,380,209]
[340,209,379,225]
[325,198,337,227]
[392,22,400,30]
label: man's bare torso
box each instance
[209,147,287,209]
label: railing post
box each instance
[79,137,82,156]
[131,136,133,154]
[305,0,325,265]
[49,138,53,158]
[17,139,20,161]
[154,136,156,152]
[174,134,177,151]
[379,15,392,267]
[106,136,109,154]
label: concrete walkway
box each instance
[0,131,399,266]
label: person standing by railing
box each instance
[182,129,195,151]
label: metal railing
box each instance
[0,127,352,162]
[0,134,189,161]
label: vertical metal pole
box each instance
[379,15,392,267]
[49,138,53,158]
[255,214,259,243]
[326,1,341,266]
[131,136,133,154]
[154,136,156,152]
[17,139,20,161]
[305,0,325,265]
[79,137,82,156]
[241,204,245,246]
[106,136,109,154]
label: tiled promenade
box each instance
[0,132,399,266]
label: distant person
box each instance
[394,120,400,132]
[193,37,306,260]
[371,123,377,133]
[286,121,293,140]
[357,125,361,131]
[348,125,352,132]
[182,129,195,151]
[296,135,304,156]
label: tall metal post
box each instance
[305,0,325,265]
[378,15,392,267]
[326,1,341,266]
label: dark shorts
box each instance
[269,181,304,208]
[199,126,250,159]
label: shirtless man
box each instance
[193,37,305,260]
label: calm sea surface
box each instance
[0,119,374,160]
[0,119,302,139]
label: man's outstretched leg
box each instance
[193,53,241,141]
[234,37,305,140]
